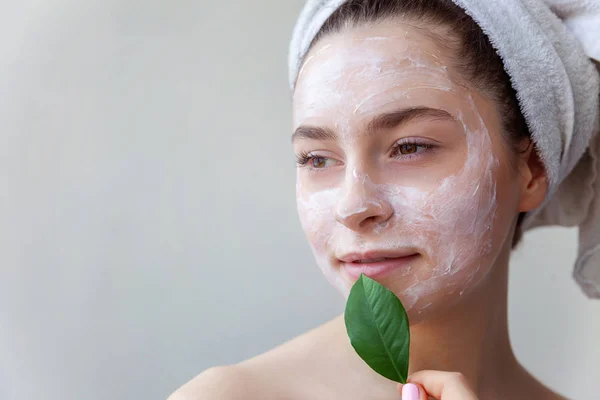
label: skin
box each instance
[293,25,508,321]
[169,20,560,400]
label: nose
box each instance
[335,169,393,232]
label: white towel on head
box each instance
[288,0,600,298]
[544,0,600,61]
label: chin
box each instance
[336,256,498,325]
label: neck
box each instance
[408,250,520,397]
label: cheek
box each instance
[394,113,505,313]
[389,169,497,277]
[377,188,497,320]
[296,182,352,296]
[296,179,338,254]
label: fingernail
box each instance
[401,383,419,400]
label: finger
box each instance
[398,383,428,400]
[407,370,478,400]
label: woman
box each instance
[170,0,600,399]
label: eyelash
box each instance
[296,151,325,168]
[390,139,435,159]
[296,139,435,170]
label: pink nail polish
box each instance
[401,383,420,400]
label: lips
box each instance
[338,249,418,263]
[338,250,420,280]
[352,257,396,264]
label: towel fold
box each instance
[289,0,600,298]
[544,0,600,61]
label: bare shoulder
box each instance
[167,315,397,400]
[167,365,257,400]
[166,318,343,400]
[168,317,352,400]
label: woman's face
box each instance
[292,21,522,321]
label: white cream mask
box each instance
[293,29,501,316]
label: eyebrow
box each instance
[291,125,337,143]
[292,107,455,143]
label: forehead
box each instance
[297,23,447,83]
[292,23,465,126]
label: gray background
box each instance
[1,1,598,399]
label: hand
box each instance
[397,370,478,400]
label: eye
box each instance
[310,156,329,168]
[390,139,435,159]
[296,152,341,170]
[398,143,418,155]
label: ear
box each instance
[518,141,548,213]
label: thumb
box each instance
[407,370,478,399]
[397,382,428,400]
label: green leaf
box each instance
[344,274,410,383]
